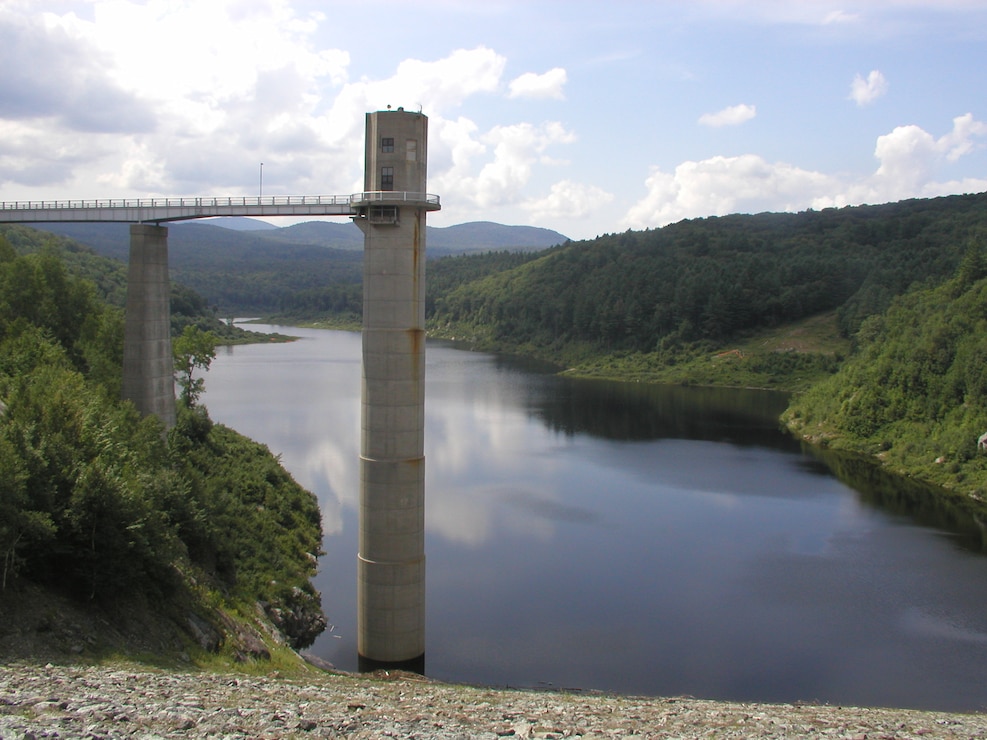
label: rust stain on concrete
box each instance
[412,211,422,301]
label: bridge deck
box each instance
[0,192,440,224]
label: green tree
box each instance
[954,237,987,293]
[0,326,183,599]
[783,251,987,498]
[0,230,326,643]
[0,432,55,590]
[173,325,217,407]
[0,234,16,263]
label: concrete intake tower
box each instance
[353,109,438,665]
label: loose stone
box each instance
[1,662,986,739]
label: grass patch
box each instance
[562,313,849,392]
[263,314,362,332]
[738,311,848,356]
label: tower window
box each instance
[381,166,394,190]
[381,137,394,153]
[406,139,417,162]
[369,206,399,224]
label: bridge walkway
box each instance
[0,191,440,224]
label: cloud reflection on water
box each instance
[202,327,987,711]
[498,488,606,527]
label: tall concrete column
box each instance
[356,212,427,665]
[122,223,176,428]
[355,109,437,665]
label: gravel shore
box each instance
[2,662,986,739]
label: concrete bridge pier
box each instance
[122,223,176,428]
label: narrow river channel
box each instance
[202,325,987,712]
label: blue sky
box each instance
[2,0,987,240]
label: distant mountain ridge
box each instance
[28,218,568,313]
[198,217,278,232]
[427,221,567,252]
[34,219,569,260]
[221,219,567,254]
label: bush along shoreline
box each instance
[0,234,326,669]
[783,248,987,519]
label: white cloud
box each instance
[369,47,506,113]
[508,67,567,100]
[682,1,865,27]
[320,46,507,175]
[85,0,348,101]
[823,113,987,205]
[939,112,987,161]
[849,70,889,106]
[0,120,110,187]
[872,124,940,190]
[426,119,583,229]
[0,7,155,133]
[0,0,540,202]
[10,1,983,242]
[434,121,577,210]
[623,115,987,229]
[0,0,580,223]
[698,103,757,128]
[521,180,615,221]
[426,116,485,186]
[823,10,860,24]
[622,154,836,229]
[0,0,359,195]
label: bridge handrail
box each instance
[0,192,440,211]
[349,191,441,206]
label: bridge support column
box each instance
[122,224,175,428]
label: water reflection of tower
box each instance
[352,108,439,666]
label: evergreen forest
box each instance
[427,194,987,358]
[0,227,325,660]
[244,193,987,397]
[784,243,987,501]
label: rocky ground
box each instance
[2,662,987,740]
[3,586,986,738]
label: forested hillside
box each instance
[0,230,325,660]
[30,195,986,336]
[784,245,987,502]
[0,224,280,343]
[429,194,987,358]
[34,219,567,314]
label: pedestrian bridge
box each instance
[0,191,440,224]
[0,189,437,429]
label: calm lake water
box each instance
[202,325,987,712]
